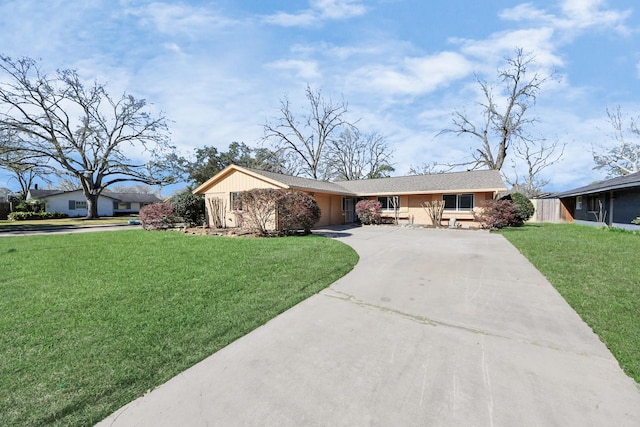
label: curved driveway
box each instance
[98,226,640,426]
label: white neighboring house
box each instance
[26,189,163,217]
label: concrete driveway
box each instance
[98,226,640,426]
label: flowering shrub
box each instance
[355,199,382,225]
[235,188,321,235]
[474,199,521,229]
[278,190,321,235]
[235,189,280,235]
[139,202,178,230]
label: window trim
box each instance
[576,196,582,210]
[443,193,474,211]
[230,191,243,211]
[377,195,399,211]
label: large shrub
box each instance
[169,190,206,226]
[235,189,280,235]
[355,199,382,225]
[510,192,535,223]
[139,202,178,230]
[278,190,321,235]
[235,189,322,236]
[474,199,522,229]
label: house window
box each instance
[69,200,87,210]
[588,196,599,212]
[576,196,582,210]
[377,196,399,211]
[443,194,474,211]
[231,192,243,211]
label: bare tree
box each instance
[592,106,640,177]
[55,177,82,192]
[0,56,174,218]
[263,84,353,180]
[327,129,394,180]
[505,139,565,197]
[0,129,54,198]
[408,161,452,175]
[108,183,157,194]
[442,48,550,171]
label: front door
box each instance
[343,197,355,223]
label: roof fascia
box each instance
[353,187,507,197]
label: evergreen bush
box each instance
[510,192,535,222]
[169,190,206,226]
[8,211,68,221]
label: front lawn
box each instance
[500,223,640,383]
[0,217,131,229]
[0,230,358,426]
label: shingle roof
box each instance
[28,189,162,203]
[336,169,507,195]
[241,168,354,194]
[102,192,163,203]
[204,166,506,196]
[28,189,66,198]
[552,171,640,198]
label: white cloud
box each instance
[500,0,632,36]
[126,2,236,35]
[312,0,366,20]
[262,0,366,27]
[558,0,632,32]
[265,59,321,81]
[348,51,473,96]
[452,27,561,77]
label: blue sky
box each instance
[0,0,639,194]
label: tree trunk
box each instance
[85,193,100,219]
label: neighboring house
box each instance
[551,171,640,230]
[27,189,162,217]
[193,165,507,229]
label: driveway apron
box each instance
[98,226,640,427]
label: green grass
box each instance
[0,230,358,426]
[0,217,131,229]
[500,223,640,383]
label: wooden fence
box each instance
[529,198,572,223]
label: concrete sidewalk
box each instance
[97,226,640,426]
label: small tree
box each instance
[139,202,177,230]
[278,191,321,235]
[422,200,445,228]
[474,199,521,229]
[169,190,205,227]
[355,199,382,225]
